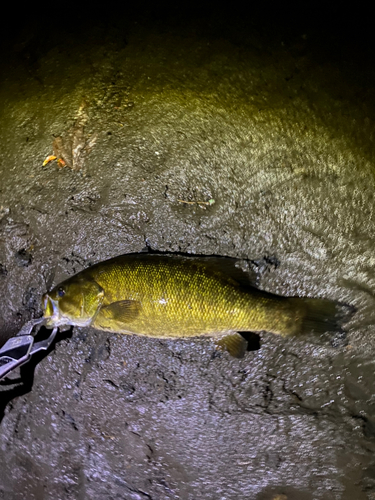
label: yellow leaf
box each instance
[42,155,57,166]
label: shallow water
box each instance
[1,5,375,499]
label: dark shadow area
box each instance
[0,327,72,423]
[240,331,261,351]
[2,2,375,62]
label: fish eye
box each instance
[57,287,65,298]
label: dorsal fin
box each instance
[142,253,259,288]
[187,255,258,287]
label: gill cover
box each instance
[43,277,104,327]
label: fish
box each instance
[42,253,350,357]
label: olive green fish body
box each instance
[42,254,346,351]
[86,255,296,337]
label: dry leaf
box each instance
[42,155,57,166]
[51,101,97,171]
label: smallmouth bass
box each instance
[42,253,349,357]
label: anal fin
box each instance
[216,332,248,358]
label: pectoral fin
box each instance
[98,300,141,324]
[216,332,248,358]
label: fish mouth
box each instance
[42,293,60,325]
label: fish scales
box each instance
[86,255,289,337]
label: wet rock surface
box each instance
[1,5,375,499]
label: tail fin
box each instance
[289,297,355,344]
